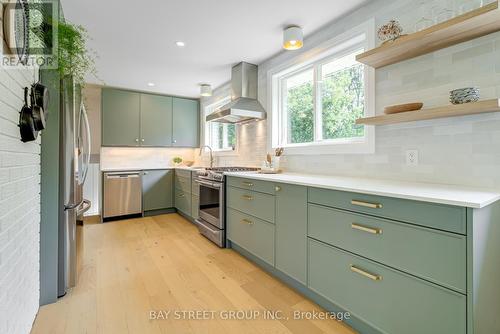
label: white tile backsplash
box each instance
[100,147,196,171]
[199,0,500,190]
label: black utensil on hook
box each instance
[19,87,38,142]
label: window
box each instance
[270,22,375,154]
[204,97,237,152]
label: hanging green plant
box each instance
[57,20,98,86]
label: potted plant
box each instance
[172,156,183,166]
[57,20,98,86]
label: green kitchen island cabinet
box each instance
[172,97,199,147]
[102,88,141,146]
[224,174,500,334]
[142,169,174,213]
[102,88,199,147]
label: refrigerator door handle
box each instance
[77,199,92,216]
[80,101,92,185]
[64,199,84,211]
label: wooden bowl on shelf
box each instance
[384,102,423,115]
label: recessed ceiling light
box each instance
[176,41,186,47]
[147,82,155,87]
[200,84,212,97]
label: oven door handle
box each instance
[195,179,222,189]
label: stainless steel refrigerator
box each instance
[58,78,92,297]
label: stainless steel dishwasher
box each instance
[103,171,142,219]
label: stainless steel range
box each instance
[194,167,259,247]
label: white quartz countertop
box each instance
[224,172,500,209]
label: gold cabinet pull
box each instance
[178,194,185,197]
[242,181,254,187]
[275,186,281,192]
[350,265,382,281]
[351,223,382,235]
[351,200,383,209]
[242,195,254,201]
[241,219,254,225]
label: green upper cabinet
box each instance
[102,88,141,146]
[140,94,173,146]
[102,88,199,147]
[142,169,174,211]
[275,183,308,284]
[172,97,199,147]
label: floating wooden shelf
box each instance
[356,99,500,126]
[356,2,500,68]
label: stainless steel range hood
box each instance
[206,62,266,124]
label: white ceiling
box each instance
[62,0,367,98]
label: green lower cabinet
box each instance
[275,183,307,284]
[142,170,174,211]
[227,208,275,265]
[175,187,191,216]
[308,204,467,293]
[308,239,466,334]
[191,195,199,220]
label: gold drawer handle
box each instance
[242,181,254,187]
[351,223,382,235]
[241,219,254,225]
[178,194,185,197]
[350,265,383,281]
[351,200,383,209]
[242,195,254,201]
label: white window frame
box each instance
[204,96,239,155]
[267,20,375,155]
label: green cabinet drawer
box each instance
[191,195,199,220]
[308,239,466,334]
[175,169,192,179]
[275,183,307,284]
[227,208,275,265]
[227,186,275,223]
[226,176,275,195]
[142,170,174,211]
[175,175,191,194]
[175,188,191,216]
[308,204,466,293]
[308,188,466,235]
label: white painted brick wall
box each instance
[201,0,500,190]
[0,66,40,334]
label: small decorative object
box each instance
[184,161,194,167]
[384,102,424,115]
[450,87,480,104]
[377,20,403,43]
[172,156,183,166]
[260,149,284,174]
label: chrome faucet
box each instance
[200,145,214,168]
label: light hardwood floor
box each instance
[31,214,356,334]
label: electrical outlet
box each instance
[406,150,419,166]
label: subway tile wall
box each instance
[200,0,500,189]
[0,67,40,334]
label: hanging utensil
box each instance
[30,88,46,131]
[19,87,37,142]
[31,81,49,113]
